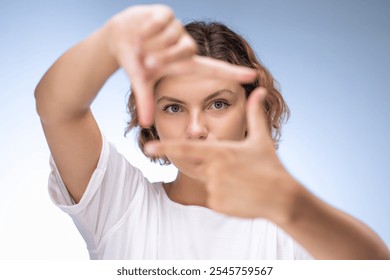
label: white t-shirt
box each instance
[48,135,313,260]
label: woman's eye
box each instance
[163,104,182,113]
[210,100,230,110]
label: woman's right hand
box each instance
[106,4,257,127]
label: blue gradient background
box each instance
[0,0,389,259]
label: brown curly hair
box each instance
[125,21,290,165]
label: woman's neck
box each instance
[163,172,208,207]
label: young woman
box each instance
[35,4,389,259]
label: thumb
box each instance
[246,87,269,141]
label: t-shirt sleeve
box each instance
[275,225,314,259]
[48,134,148,251]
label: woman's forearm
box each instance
[279,180,390,259]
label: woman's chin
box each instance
[171,159,203,180]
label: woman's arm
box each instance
[279,180,390,259]
[34,5,194,203]
[35,23,117,203]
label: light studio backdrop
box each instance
[0,0,389,259]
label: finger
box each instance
[144,140,217,162]
[165,56,258,84]
[133,78,155,127]
[119,42,155,127]
[138,5,175,39]
[144,34,197,69]
[246,87,270,141]
[142,19,184,53]
[146,140,216,181]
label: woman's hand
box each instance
[144,87,297,222]
[145,87,390,259]
[106,5,257,127]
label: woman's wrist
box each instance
[98,20,121,70]
[267,173,306,227]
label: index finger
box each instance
[144,140,218,162]
[164,56,258,83]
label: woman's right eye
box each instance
[163,104,182,114]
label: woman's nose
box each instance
[186,112,208,140]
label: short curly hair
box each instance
[125,21,290,165]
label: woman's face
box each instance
[154,74,247,178]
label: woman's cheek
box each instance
[209,111,247,141]
[155,115,186,141]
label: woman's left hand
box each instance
[145,87,299,222]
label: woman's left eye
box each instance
[209,100,230,110]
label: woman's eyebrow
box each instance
[156,96,186,104]
[204,89,235,103]
[157,89,235,104]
